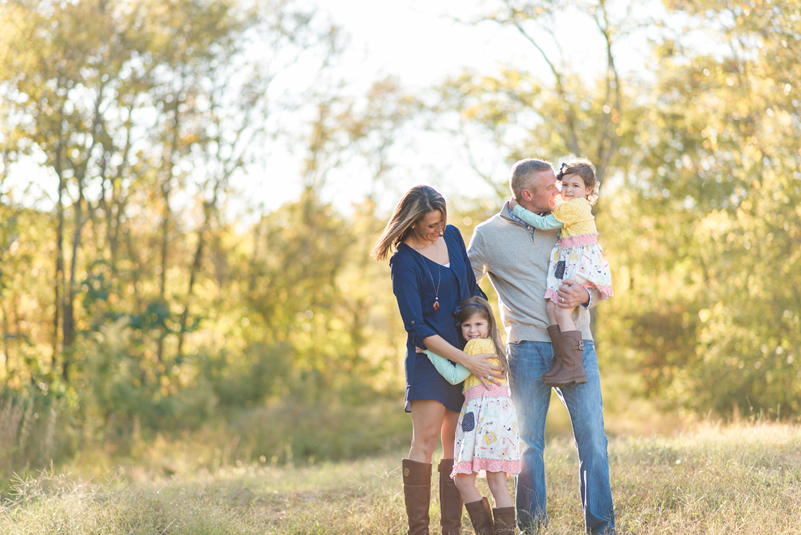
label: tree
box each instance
[603,0,801,416]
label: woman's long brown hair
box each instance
[370,185,447,261]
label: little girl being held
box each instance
[511,158,613,387]
[423,296,519,535]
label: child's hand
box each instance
[509,197,519,210]
[415,346,425,354]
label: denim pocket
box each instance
[462,411,475,432]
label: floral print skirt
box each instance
[452,385,521,476]
[544,237,613,302]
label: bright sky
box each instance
[5,0,657,219]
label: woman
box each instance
[372,185,504,535]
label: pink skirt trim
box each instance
[545,283,613,303]
[452,459,521,476]
[594,284,613,297]
[558,233,598,248]
[463,384,510,402]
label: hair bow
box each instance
[452,304,464,327]
[556,162,568,181]
[452,301,491,327]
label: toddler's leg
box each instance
[486,471,513,508]
[487,471,516,535]
[546,299,558,326]
[453,472,481,504]
[554,302,576,332]
[458,473,493,535]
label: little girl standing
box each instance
[511,158,613,387]
[423,296,519,535]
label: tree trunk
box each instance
[156,177,170,364]
[55,175,64,373]
[1,303,11,379]
[176,209,209,357]
[62,180,87,381]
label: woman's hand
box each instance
[420,335,504,388]
[462,352,505,388]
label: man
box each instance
[467,158,615,534]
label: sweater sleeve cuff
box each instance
[580,288,592,310]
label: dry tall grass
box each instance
[0,394,58,480]
[1,420,800,534]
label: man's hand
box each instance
[556,279,590,308]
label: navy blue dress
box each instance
[390,225,486,412]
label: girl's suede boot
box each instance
[543,331,587,387]
[541,325,563,381]
[402,459,432,535]
[492,506,516,535]
[438,458,463,535]
[465,497,494,535]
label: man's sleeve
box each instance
[581,287,605,310]
[466,229,488,285]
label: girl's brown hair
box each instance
[456,296,507,371]
[556,158,599,205]
[370,185,447,261]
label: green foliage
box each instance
[436,0,801,419]
[0,0,406,473]
[79,319,217,432]
[197,342,290,408]
[601,1,801,417]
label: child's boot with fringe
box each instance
[465,497,494,535]
[493,506,516,535]
[543,331,587,387]
[541,324,563,382]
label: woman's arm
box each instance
[391,253,438,348]
[422,335,503,386]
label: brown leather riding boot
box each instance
[541,324,563,381]
[492,506,516,535]
[465,497,494,535]
[403,459,432,535]
[438,458,463,535]
[543,330,587,387]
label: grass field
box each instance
[1,420,800,534]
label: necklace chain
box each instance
[413,238,442,311]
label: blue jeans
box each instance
[507,340,615,534]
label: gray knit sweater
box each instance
[467,202,599,343]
